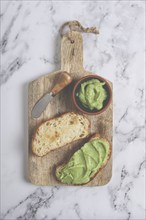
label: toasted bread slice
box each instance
[32,112,90,157]
[56,133,111,185]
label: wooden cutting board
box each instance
[28,31,113,186]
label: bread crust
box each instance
[55,133,112,186]
[32,112,91,156]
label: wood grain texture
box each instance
[28,31,113,186]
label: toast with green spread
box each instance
[56,134,111,185]
[32,112,90,157]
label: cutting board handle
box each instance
[60,21,99,78]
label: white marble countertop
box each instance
[1,1,145,219]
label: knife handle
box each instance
[51,72,73,96]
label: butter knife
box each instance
[32,71,72,118]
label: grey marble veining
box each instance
[1,1,145,220]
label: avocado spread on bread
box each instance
[56,137,110,185]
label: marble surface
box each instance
[1,0,145,219]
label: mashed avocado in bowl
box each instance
[76,79,107,111]
[72,75,112,115]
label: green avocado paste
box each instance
[56,138,110,185]
[76,79,107,111]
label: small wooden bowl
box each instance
[72,75,112,115]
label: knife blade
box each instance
[32,72,72,118]
[32,92,54,118]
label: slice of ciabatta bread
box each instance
[32,112,90,157]
[55,133,111,185]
